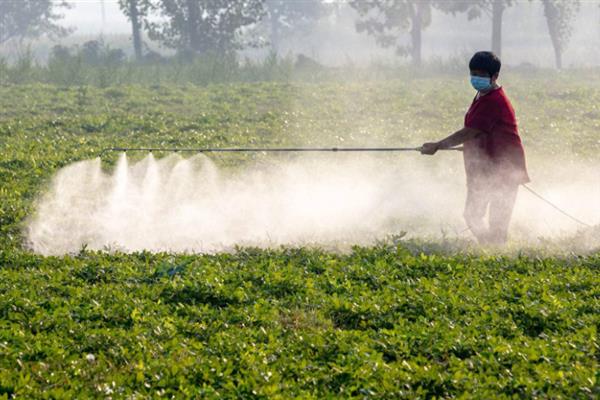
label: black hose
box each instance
[521,184,592,228]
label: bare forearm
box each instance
[421,127,484,155]
[437,127,482,148]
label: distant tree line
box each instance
[115,0,328,60]
[0,0,592,69]
[350,0,581,69]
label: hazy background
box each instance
[1,0,599,67]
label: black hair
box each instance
[469,51,501,77]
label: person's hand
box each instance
[420,142,440,155]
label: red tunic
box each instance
[463,87,529,187]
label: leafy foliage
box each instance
[45,40,128,87]
[0,247,598,397]
[0,0,71,45]
[263,0,328,53]
[350,0,434,64]
[0,78,599,397]
[146,0,265,55]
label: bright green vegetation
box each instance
[1,248,599,398]
[1,74,599,397]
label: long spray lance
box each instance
[98,146,463,157]
[98,145,592,228]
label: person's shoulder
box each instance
[490,86,505,97]
[489,87,512,103]
[492,87,517,117]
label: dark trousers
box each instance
[464,181,519,245]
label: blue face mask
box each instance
[470,76,492,91]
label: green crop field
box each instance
[1,72,599,398]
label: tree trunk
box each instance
[270,10,280,54]
[186,0,201,53]
[553,46,562,69]
[491,0,504,57]
[410,2,423,66]
[542,0,563,69]
[129,0,143,61]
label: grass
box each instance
[0,73,599,398]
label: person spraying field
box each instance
[33,49,597,255]
[421,51,529,245]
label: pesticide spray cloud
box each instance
[27,152,599,255]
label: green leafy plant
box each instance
[0,76,598,398]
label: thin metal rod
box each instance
[99,146,463,156]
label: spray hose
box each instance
[521,184,592,228]
[98,146,593,229]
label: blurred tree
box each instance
[437,0,581,67]
[349,0,433,65]
[50,44,71,62]
[489,0,510,57]
[263,0,328,54]
[147,0,264,55]
[81,40,103,65]
[0,0,71,45]
[436,0,516,58]
[50,40,127,67]
[118,0,155,61]
[541,0,580,69]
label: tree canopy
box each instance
[541,0,580,69]
[350,0,434,65]
[146,0,265,55]
[0,0,71,45]
[263,0,328,53]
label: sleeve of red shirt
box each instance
[465,97,500,134]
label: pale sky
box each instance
[58,0,130,34]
